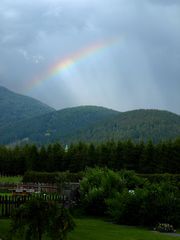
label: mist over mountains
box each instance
[0,86,180,145]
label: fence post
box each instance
[4,196,8,217]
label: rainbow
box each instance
[25,37,120,92]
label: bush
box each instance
[11,197,75,240]
[107,181,180,227]
[106,188,148,225]
[119,170,147,189]
[138,173,180,187]
[155,223,176,233]
[80,167,125,216]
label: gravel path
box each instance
[161,233,180,237]
[152,231,180,238]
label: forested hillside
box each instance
[0,86,54,126]
[1,108,180,145]
[72,109,180,143]
[0,86,180,145]
[0,106,119,144]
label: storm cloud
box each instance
[0,0,180,113]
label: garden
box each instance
[0,168,180,239]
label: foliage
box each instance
[0,139,180,175]
[1,104,180,145]
[106,189,146,225]
[107,181,180,227]
[0,105,118,145]
[119,170,147,189]
[10,197,75,240]
[73,109,180,144]
[80,167,125,215]
[46,202,75,240]
[138,173,180,188]
[78,168,180,227]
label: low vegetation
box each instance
[11,197,74,240]
[80,168,180,228]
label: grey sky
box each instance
[0,0,180,113]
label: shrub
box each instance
[106,188,148,225]
[155,223,176,233]
[107,181,180,227]
[119,170,147,189]
[80,167,125,216]
[11,197,75,240]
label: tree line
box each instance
[0,138,180,175]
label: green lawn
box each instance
[68,218,180,240]
[0,176,22,184]
[0,218,179,240]
[0,219,11,239]
[0,193,12,196]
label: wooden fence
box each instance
[0,183,58,193]
[0,194,66,218]
[0,182,80,193]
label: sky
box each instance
[0,0,180,114]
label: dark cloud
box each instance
[0,0,180,114]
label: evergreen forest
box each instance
[0,139,180,176]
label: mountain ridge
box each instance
[0,86,180,145]
[69,108,180,143]
[0,107,180,145]
[0,85,54,126]
[0,105,119,144]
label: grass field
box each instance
[0,218,179,240]
[68,218,180,240]
[0,176,22,184]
